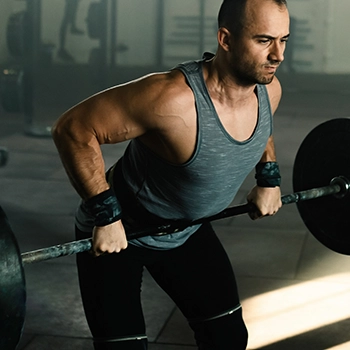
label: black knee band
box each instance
[93,334,147,343]
[187,304,242,324]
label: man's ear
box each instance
[217,27,232,52]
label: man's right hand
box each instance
[92,220,128,257]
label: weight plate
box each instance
[293,118,350,255]
[86,2,104,39]
[0,67,24,113]
[0,206,26,349]
[6,11,29,57]
[0,147,9,167]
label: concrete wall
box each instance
[1,0,350,73]
[323,0,350,73]
[287,0,350,73]
[115,0,159,66]
[41,0,98,64]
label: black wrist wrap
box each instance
[84,188,122,227]
[255,162,281,187]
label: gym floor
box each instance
[1,71,350,349]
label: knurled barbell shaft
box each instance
[20,176,349,265]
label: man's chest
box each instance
[140,96,259,164]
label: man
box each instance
[52,0,289,348]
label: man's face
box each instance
[229,0,290,85]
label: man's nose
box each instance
[268,42,285,63]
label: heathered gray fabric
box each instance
[121,58,273,249]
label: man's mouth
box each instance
[264,64,279,73]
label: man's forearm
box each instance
[52,124,109,201]
[258,135,277,163]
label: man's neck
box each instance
[203,56,257,106]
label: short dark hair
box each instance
[218,0,287,36]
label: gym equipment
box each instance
[1,118,350,349]
[86,2,105,40]
[0,67,24,113]
[0,147,9,167]
[6,11,29,57]
[293,118,350,255]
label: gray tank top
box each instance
[122,58,273,249]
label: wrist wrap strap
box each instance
[255,162,281,187]
[84,188,122,227]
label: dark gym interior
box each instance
[1,0,350,349]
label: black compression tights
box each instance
[76,223,248,350]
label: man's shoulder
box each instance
[130,69,194,109]
[265,76,282,114]
[266,76,282,97]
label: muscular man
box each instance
[52,0,289,348]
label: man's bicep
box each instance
[53,85,149,146]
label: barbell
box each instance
[1,118,350,349]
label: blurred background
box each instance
[1,0,350,136]
[1,1,350,349]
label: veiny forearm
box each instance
[52,73,173,201]
[259,135,277,162]
[52,119,109,201]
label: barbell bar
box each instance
[1,117,350,350]
[0,176,349,350]
[20,175,350,265]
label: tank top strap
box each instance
[172,58,214,112]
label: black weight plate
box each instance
[0,67,24,113]
[0,206,26,349]
[0,147,9,167]
[293,118,350,255]
[6,11,29,57]
[86,2,104,39]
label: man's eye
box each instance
[259,39,270,44]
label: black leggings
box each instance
[76,223,248,349]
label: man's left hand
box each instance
[246,186,282,220]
